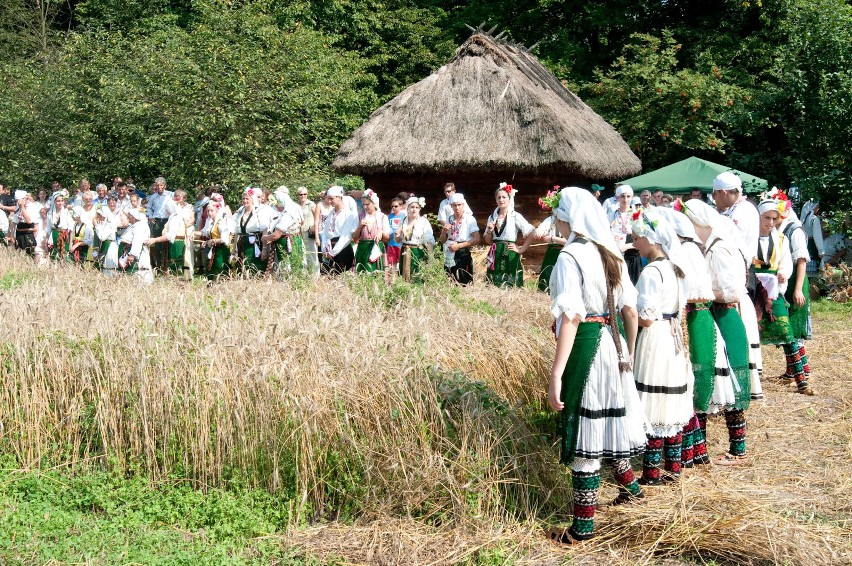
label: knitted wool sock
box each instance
[642,437,664,482]
[799,343,811,378]
[725,409,747,456]
[664,432,683,477]
[694,413,709,464]
[681,421,695,468]
[570,470,600,539]
[611,458,642,497]
[782,342,806,385]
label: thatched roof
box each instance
[333,32,641,179]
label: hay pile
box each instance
[0,247,849,564]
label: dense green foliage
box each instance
[0,0,849,209]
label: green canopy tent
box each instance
[618,156,767,195]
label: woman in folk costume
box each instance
[439,192,480,285]
[680,199,751,465]
[630,209,694,484]
[483,183,534,287]
[118,207,153,283]
[47,189,73,261]
[532,187,567,292]
[754,198,795,345]
[772,192,814,393]
[657,206,734,468]
[546,187,650,545]
[395,195,435,281]
[94,201,120,276]
[200,201,232,280]
[232,187,275,276]
[352,188,390,274]
[68,206,94,265]
[143,199,190,276]
[262,186,307,277]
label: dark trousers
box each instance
[149,218,168,270]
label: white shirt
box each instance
[803,214,824,257]
[636,259,682,321]
[442,214,478,266]
[487,209,533,242]
[321,206,359,256]
[721,198,759,263]
[705,236,746,304]
[0,210,8,232]
[602,196,619,217]
[272,201,304,235]
[398,216,436,246]
[232,206,274,235]
[679,240,714,302]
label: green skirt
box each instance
[558,321,603,464]
[399,245,427,281]
[486,242,523,288]
[205,244,230,279]
[711,305,751,411]
[537,243,562,292]
[757,296,794,345]
[784,273,811,340]
[117,241,138,274]
[274,234,306,276]
[687,306,716,412]
[166,240,186,275]
[239,236,267,275]
[50,229,70,261]
[355,240,385,273]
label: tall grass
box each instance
[0,248,567,524]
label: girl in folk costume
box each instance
[546,187,650,545]
[119,207,154,283]
[754,199,795,346]
[320,186,359,275]
[352,188,390,274]
[773,192,814,393]
[532,187,567,293]
[680,199,752,466]
[395,195,435,282]
[657,206,734,467]
[68,207,94,265]
[630,209,694,484]
[200,201,232,280]
[232,187,275,276]
[263,186,307,277]
[439,193,480,285]
[47,190,73,261]
[483,183,534,287]
[94,203,120,276]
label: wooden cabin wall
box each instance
[362,172,601,271]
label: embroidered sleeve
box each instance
[514,212,534,237]
[616,263,637,310]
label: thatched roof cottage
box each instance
[333,32,640,253]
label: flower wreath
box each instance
[538,186,560,211]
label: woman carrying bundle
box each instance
[352,189,390,274]
[483,183,534,287]
[200,201,232,280]
[679,199,752,466]
[395,195,435,282]
[546,187,649,545]
[630,209,693,484]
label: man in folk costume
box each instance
[118,207,154,283]
[712,172,764,401]
[608,185,643,285]
[436,182,473,225]
[770,191,815,394]
[439,192,479,285]
[546,187,650,545]
[262,186,306,277]
[320,185,358,275]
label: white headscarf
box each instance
[127,207,147,222]
[448,193,466,205]
[757,199,778,216]
[631,207,687,272]
[554,186,621,258]
[677,198,736,242]
[656,207,698,241]
[615,185,633,197]
[362,188,380,207]
[406,195,425,208]
[326,185,345,198]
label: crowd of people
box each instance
[0,172,840,545]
